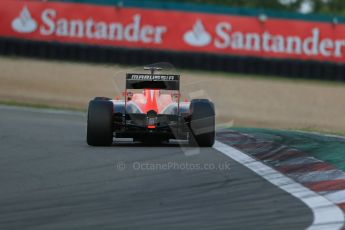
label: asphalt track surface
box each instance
[0,106,313,230]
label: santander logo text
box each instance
[7,4,345,60]
[213,22,345,57]
[183,19,345,58]
[12,6,167,45]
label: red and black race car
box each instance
[86,66,215,147]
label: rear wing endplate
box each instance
[126,73,180,90]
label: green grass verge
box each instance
[293,127,345,138]
[0,100,86,112]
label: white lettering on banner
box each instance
[39,9,167,44]
[286,36,302,54]
[213,22,345,58]
[40,9,55,35]
[320,39,333,57]
[214,22,231,49]
[303,28,319,55]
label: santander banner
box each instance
[1,0,345,63]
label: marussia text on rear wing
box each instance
[126,73,180,90]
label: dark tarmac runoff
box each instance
[0,105,313,230]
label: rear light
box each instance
[147,117,157,128]
[147,110,157,129]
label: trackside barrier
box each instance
[1,0,345,80]
[0,37,344,81]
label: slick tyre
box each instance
[87,99,113,146]
[189,99,215,147]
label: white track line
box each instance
[213,141,344,230]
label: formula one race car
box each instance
[86,66,215,147]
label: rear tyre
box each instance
[189,99,215,147]
[87,99,113,146]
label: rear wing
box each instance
[126,73,180,90]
